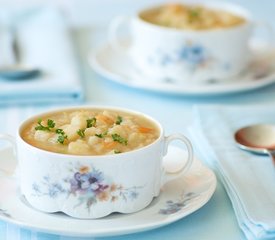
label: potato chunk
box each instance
[88,136,101,146]
[108,125,127,138]
[68,140,91,155]
[34,130,53,142]
[61,124,79,141]
[71,115,87,129]
[85,127,100,137]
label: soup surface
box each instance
[140,3,245,30]
[21,109,160,155]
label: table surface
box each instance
[1,0,275,239]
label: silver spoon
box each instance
[0,16,40,80]
[0,33,41,80]
[234,124,275,165]
[0,65,40,80]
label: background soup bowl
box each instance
[109,1,272,84]
[0,106,193,219]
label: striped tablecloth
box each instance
[0,223,94,240]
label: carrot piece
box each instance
[138,126,153,133]
[104,141,117,149]
[96,114,114,125]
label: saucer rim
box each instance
[0,146,216,237]
[90,40,275,96]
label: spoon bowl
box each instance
[234,124,275,164]
[0,65,41,80]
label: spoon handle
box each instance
[268,150,275,166]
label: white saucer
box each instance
[0,146,216,237]
[90,40,275,96]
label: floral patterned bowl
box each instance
[109,1,273,84]
[0,106,193,219]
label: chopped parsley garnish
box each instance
[114,150,121,154]
[87,117,96,128]
[188,8,200,22]
[55,128,67,144]
[35,119,55,131]
[115,116,123,125]
[95,131,107,138]
[55,129,65,134]
[111,133,127,145]
[47,119,55,128]
[77,129,85,138]
[57,134,67,144]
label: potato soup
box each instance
[21,109,160,155]
[140,3,245,30]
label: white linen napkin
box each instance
[0,7,84,105]
[189,105,275,240]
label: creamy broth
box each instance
[21,109,160,155]
[140,3,246,30]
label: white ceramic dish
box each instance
[90,40,275,96]
[2,106,193,219]
[109,2,255,83]
[0,146,216,237]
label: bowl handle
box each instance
[161,134,194,185]
[108,15,132,53]
[252,21,275,55]
[0,134,17,177]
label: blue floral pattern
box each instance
[178,44,208,68]
[0,208,11,218]
[32,175,66,198]
[32,164,142,210]
[149,41,227,72]
[159,192,199,215]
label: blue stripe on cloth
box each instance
[0,221,7,239]
[37,232,60,240]
[20,229,31,240]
